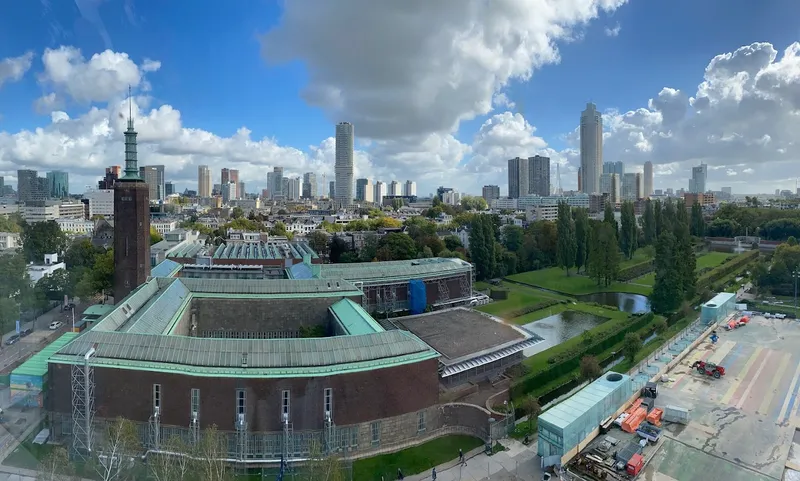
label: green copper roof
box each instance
[316,257,473,283]
[13,332,79,378]
[329,299,384,335]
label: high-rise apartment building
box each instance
[389,181,400,196]
[643,161,653,198]
[602,161,624,176]
[404,181,417,197]
[197,165,212,198]
[221,168,230,186]
[508,157,529,199]
[356,178,373,202]
[580,102,603,194]
[17,169,45,203]
[329,181,335,199]
[621,173,645,201]
[302,172,317,199]
[689,163,707,193]
[46,170,69,198]
[267,167,284,199]
[482,185,500,202]
[140,165,165,201]
[229,169,240,199]
[374,181,386,206]
[577,167,582,193]
[99,166,121,190]
[635,173,644,200]
[529,155,551,196]
[600,173,620,204]
[164,182,174,196]
[335,122,354,207]
[286,177,301,201]
[238,182,245,198]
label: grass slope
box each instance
[506,267,651,296]
[352,435,483,481]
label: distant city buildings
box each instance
[356,178,373,202]
[580,102,603,194]
[335,122,354,207]
[46,170,69,198]
[600,173,620,204]
[374,181,385,205]
[267,167,284,200]
[302,172,317,199]
[389,181,400,197]
[197,165,212,198]
[140,165,165,201]
[17,169,46,203]
[482,185,500,202]
[689,163,708,193]
[507,157,529,199]
[529,155,550,196]
[404,180,417,197]
[643,161,653,198]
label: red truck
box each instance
[691,360,725,379]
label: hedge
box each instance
[507,299,564,319]
[510,312,656,399]
[617,260,654,282]
[697,250,759,291]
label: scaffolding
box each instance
[323,411,335,455]
[437,278,450,303]
[282,415,293,470]
[148,407,161,451]
[190,411,199,445]
[459,273,471,299]
[236,413,248,476]
[71,345,96,461]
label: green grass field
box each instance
[352,435,483,481]
[633,252,738,287]
[619,248,654,270]
[506,267,651,296]
[475,283,565,319]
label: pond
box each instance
[577,292,651,314]
[521,310,611,357]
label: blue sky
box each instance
[1,0,799,195]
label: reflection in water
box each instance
[521,310,610,357]
[577,292,651,314]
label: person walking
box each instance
[431,467,437,480]
[459,447,466,466]
[397,468,404,480]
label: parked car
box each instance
[49,321,64,330]
[19,328,33,337]
[5,335,20,345]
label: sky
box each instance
[1,0,800,197]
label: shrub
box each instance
[616,260,654,282]
[507,299,564,319]
[697,250,759,291]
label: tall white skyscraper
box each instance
[197,165,212,198]
[643,161,653,197]
[404,180,417,197]
[335,122,354,207]
[600,173,620,204]
[389,181,400,196]
[267,167,284,199]
[374,181,386,206]
[580,103,603,194]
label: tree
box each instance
[328,236,351,263]
[480,216,497,277]
[150,227,163,246]
[469,216,490,280]
[0,215,21,233]
[91,417,141,481]
[147,435,194,481]
[521,395,541,432]
[194,425,231,481]
[587,222,620,286]
[573,208,589,274]
[579,355,602,381]
[690,202,705,237]
[376,233,417,261]
[36,445,75,481]
[501,225,524,252]
[359,233,379,262]
[619,201,638,259]
[642,199,656,246]
[650,231,682,314]
[231,207,245,219]
[308,230,329,256]
[0,297,20,332]
[603,201,618,235]
[21,220,67,262]
[623,332,642,363]
[65,239,102,270]
[36,269,73,301]
[555,202,577,275]
[653,199,663,239]
[443,235,463,251]
[298,441,348,481]
[653,318,668,334]
[674,204,696,300]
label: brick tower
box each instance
[113,89,151,300]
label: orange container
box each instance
[621,407,647,433]
[646,408,663,426]
[626,398,643,415]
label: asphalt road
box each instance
[0,302,84,371]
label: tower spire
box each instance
[121,87,141,180]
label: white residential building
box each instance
[27,254,66,285]
[491,198,519,210]
[84,189,114,219]
[21,203,59,223]
[56,218,95,235]
[0,232,21,250]
[404,181,417,197]
[152,220,178,235]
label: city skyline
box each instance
[0,2,798,196]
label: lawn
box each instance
[513,301,628,325]
[3,441,54,470]
[352,435,483,481]
[476,282,565,319]
[507,268,651,296]
[619,247,654,270]
[696,251,735,270]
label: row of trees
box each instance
[707,203,800,240]
[650,199,697,314]
[36,418,347,481]
[753,240,800,295]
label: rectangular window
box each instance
[281,390,290,420]
[237,389,246,416]
[417,411,426,433]
[324,388,332,417]
[152,384,161,409]
[370,421,381,446]
[190,388,200,417]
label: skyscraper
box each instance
[356,178,373,202]
[622,173,637,201]
[267,167,284,199]
[198,165,212,197]
[600,173,620,204]
[17,169,44,203]
[329,181,335,199]
[389,181,400,196]
[99,166,121,190]
[529,155,550,196]
[374,181,386,205]
[689,163,707,193]
[335,122,354,207]
[508,157,529,199]
[404,181,417,197]
[46,170,69,198]
[580,102,603,194]
[602,161,624,176]
[302,172,317,199]
[643,161,653,197]
[482,185,500,202]
[221,168,230,186]
[229,169,240,199]
[114,92,150,300]
[140,165,165,201]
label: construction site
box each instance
[541,308,800,481]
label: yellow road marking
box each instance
[758,352,791,415]
[735,350,773,409]
[707,340,735,364]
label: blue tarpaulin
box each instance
[408,279,427,314]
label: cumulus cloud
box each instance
[0,52,34,88]
[604,23,621,37]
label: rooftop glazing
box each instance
[295,257,473,282]
[167,241,318,261]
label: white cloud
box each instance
[604,23,621,37]
[33,93,64,115]
[0,52,34,88]
[39,46,157,104]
